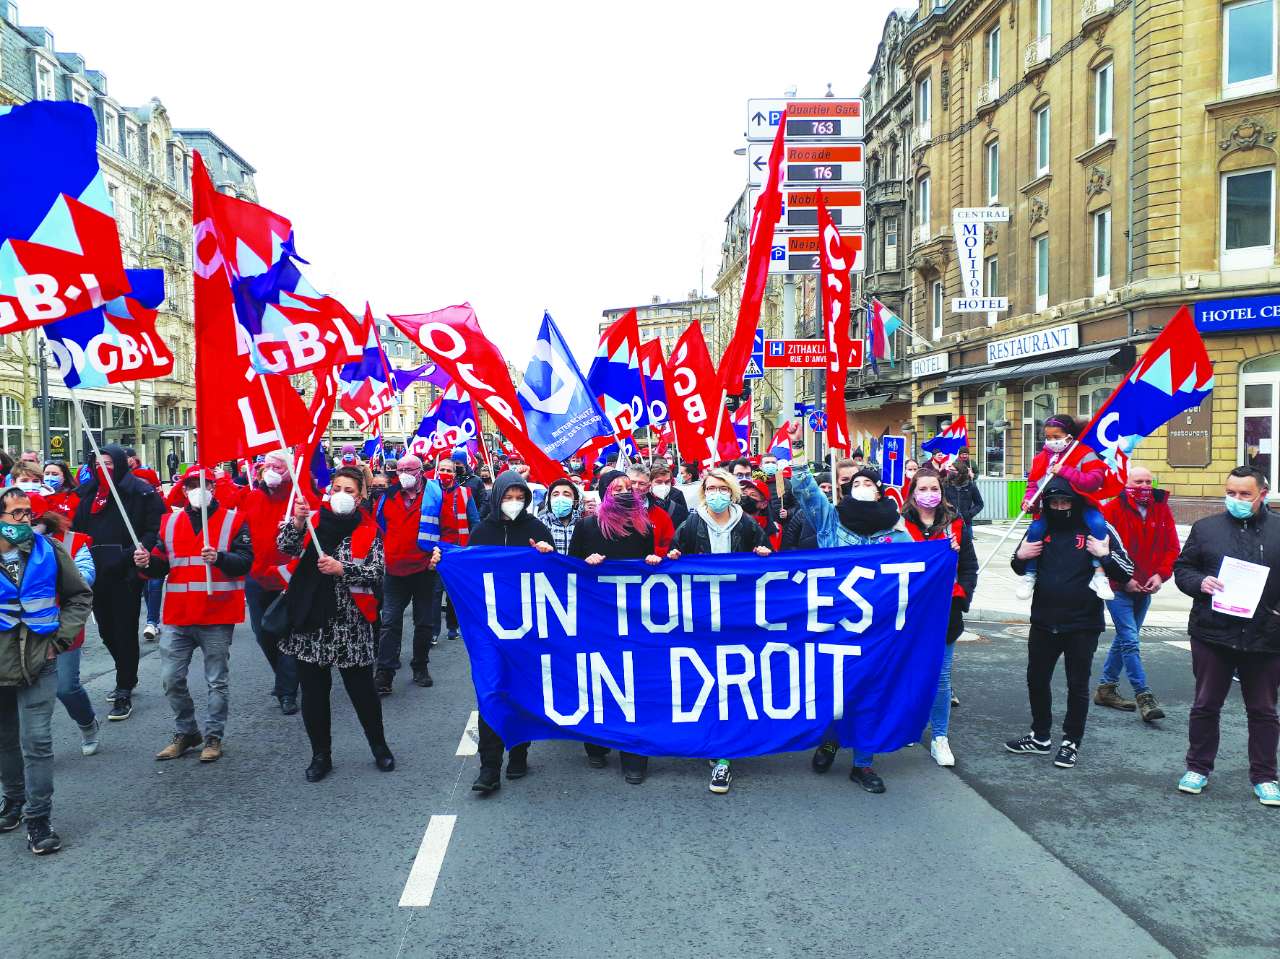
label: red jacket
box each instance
[648,505,674,557]
[382,487,431,576]
[1024,448,1104,510]
[1102,489,1180,587]
[44,489,79,519]
[243,483,318,590]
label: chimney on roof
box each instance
[651,295,661,304]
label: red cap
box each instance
[178,465,217,484]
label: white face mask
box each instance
[398,472,418,489]
[262,468,284,488]
[651,483,671,499]
[186,488,212,509]
[329,491,357,515]
[1045,437,1071,453]
[500,500,524,520]
[850,486,879,503]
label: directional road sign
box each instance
[747,99,863,142]
[748,141,864,187]
[880,435,907,488]
[767,232,865,275]
[764,339,828,369]
[745,328,765,379]
[750,186,864,231]
[808,410,828,431]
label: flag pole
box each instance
[976,437,1080,576]
[258,378,326,558]
[197,469,212,594]
[830,445,838,506]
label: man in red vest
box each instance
[133,466,252,763]
[374,454,453,695]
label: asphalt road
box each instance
[2,615,1275,959]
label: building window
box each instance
[1035,235,1050,311]
[888,144,899,179]
[977,386,1007,478]
[1036,0,1051,39]
[986,140,999,203]
[1241,352,1280,490]
[0,395,21,453]
[1077,369,1118,420]
[1093,208,1112,294]
[1221,167,1275,269]
[1034,105,1051,176]
[101,108,116,150]
[884,215,899,269]
[987,25,1001,83]
[917,175,931,240]
[930,280,943,341]
[1022,377,1059,473]
[35,63,55,100]
[985,255,1000,325]
[1224,0,1276,96]
[130,196,142,240]
[124,126,136,161]
[1094,62,1113,141]
[917,74,931,127]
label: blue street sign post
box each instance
[808,410,827,431]
[745,328,765,379]
[881,435,906,488]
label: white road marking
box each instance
[399,815,457,908]
[1164,640,1192,651]
[456,710,478,756]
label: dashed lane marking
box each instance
[456,710,478,756]
[399,814,457,908]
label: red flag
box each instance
[818,191,853,452]
[718,111,786,395]
[192,152,311,463]
[387,303,562,482]
[668,321,738,466]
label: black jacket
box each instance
[72,443,164,579]
[650,487,689,528]
[944,482,985,524]
[779,508,818,551]
[461,472,490,519]
[1011,477,1134,633]
[1174,506,1280,653]
[468,470,551,547]
[140,501,254,580]
[568,516,655,560]
[672,508,768,555]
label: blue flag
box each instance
[309,443,331,491]
[517,311,612,462]
[437,541,956,757]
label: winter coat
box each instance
[1011,476,1134,633]
[650,487,689,528]
[791,469,911,547]
[944,481,985,524]
[1174,506,1280,654]
[0,536,94,686]
[672,508,768,555]
[468,471,552,548]
[72,443,163,580]
[779,507,818,551]
[1102,489,1180,589]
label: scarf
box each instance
[836,497,900,536]
[90,468,112,514]
[286,508,363,633]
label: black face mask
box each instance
[1045,502,1075,526]
[740,497,760,515]
[612,492,637,510]
[836,497,900,536]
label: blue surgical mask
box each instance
[762,462,779,476]
[705,491,731,513]
[550,495,573,518]
[43,476,62,491]
[1226,496,1256,520]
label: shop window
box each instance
[1022,377,1059,474]
[1224,0,1276,97]
[1241,352,1280,492]
[1221,167,1275,270]
[977,386,1008,478]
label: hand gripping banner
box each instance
[437,541,957,758]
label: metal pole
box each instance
[37,336,50,461]
[258,378,327,558]
[198,469,212,594]
[781,276,797,438]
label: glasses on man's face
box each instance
[2,508,33,522]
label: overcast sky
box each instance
[23,0,902,363]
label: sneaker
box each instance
[279,694,299,716]
[1255,781,1280,807]
[1094,682,1137,711]
[1054,740,1079,769]
[107,694,133,722]
[1135,691,1165,722]
[411,667,433,688]
[709,761,732,794]
[143,622,158,642]
[105,688,122,705]
[0,796,23,832]
[79,719,101,757]
[1177,771,1208,795]
[447,630,460,641]
[1089,569,1115,600]
[25,816,61,855]
[1015,572,1036,600]
[155,732,203,761]
[811,742,838,774]
[199,735,223,763]
[849,766,886,793]
[930,736,955,767]
[430,634,440,647]
[1005,733,1052,755]
[374,670,393,696]
[950,692,960,708]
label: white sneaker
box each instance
[1090,570,1115,600]
[1015,573,1036,600]
[143,623,158,642]
[79,718,101,757]
[930,737,955,767]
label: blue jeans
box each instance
[377,568,436,673]
[144,576,164,625]
[1103,591,1152,694]
[56,646,95,728]
[0,662,58,819]
[1024,507,1109,574]
[929,643,956,739]
[161,624,232,738]
[245,579,298,698]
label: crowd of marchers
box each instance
[1,408,1279,857]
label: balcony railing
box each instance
[1024,35,1051,72]
[152,234,185,264]
[868,179,904,204]
[913,119,932,146]
[1082,0,1115,24]
[976,77,1000,110]
[913,223,931,247]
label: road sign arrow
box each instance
[753,156,766,171]
[752,111,766,125]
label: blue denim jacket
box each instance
[790,469,911,548]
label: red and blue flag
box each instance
[921,415,968,471]
[339,307,398,432]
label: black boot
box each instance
[506,747,529,780]
[811,742,838,773]
[472,767,501,793]
[305,753,333,783]
[372,743,396,772]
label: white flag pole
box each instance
[197,468,212,594]
[258,378,326,558]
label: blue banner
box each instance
[1194,294,1280,334]
[437,541,957,758]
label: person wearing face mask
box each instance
[372,455,444,695]
[1095,466,1178,722]
[278,467,392,782]
[535,477,583,555]
[72,444,163,723]
[943,460,985,526]
[1173,466,1280,806]
[570,469,665,784]
[242,450,318,716]
[900,467,978,768]
[1017,414,1112,602]
[903,459,920,487]
[417,456,482,647]
[1007,476,1133,770]
[627,466,680,546]
[645,464,689,528]
[0,488,95,855]
[9,464,50,499]
[133,466,252,765]
[450,448,491,519]
[460,470,556,792]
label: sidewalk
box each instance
[966,521,1192,629]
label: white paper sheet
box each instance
[1211,556,1270,619]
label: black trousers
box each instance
[295,660,387,757]
[477,714,529,770]
[584,742,648,774]
[1027,626,1100,745]
[94,576,143,691]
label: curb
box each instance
[964,607,1189,630]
